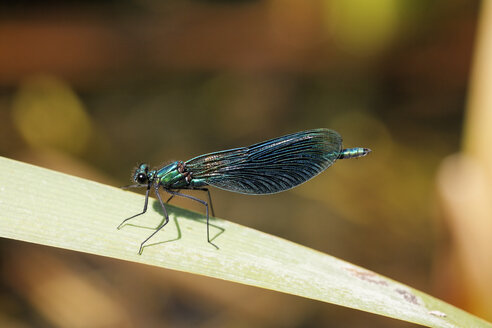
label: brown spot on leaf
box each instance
[345,267,389,286]
[395,288,420,305]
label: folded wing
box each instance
[186,128,342,194]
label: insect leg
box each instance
[192,188,215,217]
[165,189,181,203]
[121,183,146,189]
[138,184,170,255]
[117,184,151,230]
[164,189,219,250]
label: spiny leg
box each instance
[121,183,146,190]
[117,185,151,230]
[192,188,215,217]
[164,189,218,250]
[138,184,170,255]
[165,189,180,203]
[167,188,215,217]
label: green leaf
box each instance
[0,156,490,328]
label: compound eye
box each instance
[136,173,147,184]
[139,163,149,173]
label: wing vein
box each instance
[186,128,342,194]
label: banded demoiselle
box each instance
[119,128,371,254]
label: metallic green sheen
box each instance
[120,128,371,254]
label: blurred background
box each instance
[1,0,491,327]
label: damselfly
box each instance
[118,128,371,254]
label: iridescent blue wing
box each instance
[185,129,342,195]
